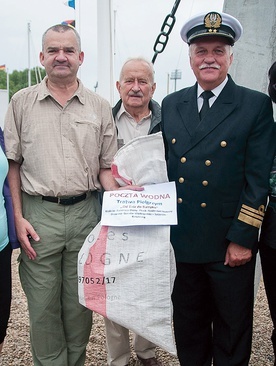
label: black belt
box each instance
[42,193,87,205]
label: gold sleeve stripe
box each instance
[240,208,264,220]
[238,212,262,228]
[238,204,265,228]
[241,204,265,217]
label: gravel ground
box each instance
[0,250,275,366]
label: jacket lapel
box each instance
[176,84,199,137]
[175,77,237,154]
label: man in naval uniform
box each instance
[161,11,275,366]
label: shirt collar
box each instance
[197,75,228,99]
[117,102,127,120]
[117,102,152,121]
[38,76,85,104]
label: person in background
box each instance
[161,11,275,366]
[3,24,134,366]
[259,61,276,365]
[104,57,163,366]
[0,127,19,354]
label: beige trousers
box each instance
[104,318,156,366]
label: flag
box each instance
[63,0,75,9]
[61,20,75,28]
[0,64,6,71]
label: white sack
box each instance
[78,132,177,355]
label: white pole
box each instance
[27,22,31,87]
[97,0,114,104]
[75,0,81,79]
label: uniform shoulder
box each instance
[235,83,271,101]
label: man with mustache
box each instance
[161,11,275,366]
[104,57,163,366]
[4,24,129,366]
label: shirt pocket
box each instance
[70,119,101,156]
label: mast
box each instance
[27,22,31,87]
[97,0,114,104]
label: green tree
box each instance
[0,70,7,90]
[0,67,46,100]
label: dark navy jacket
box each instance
[161,75,275,263]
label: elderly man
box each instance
[104,57,162,366]
[161,11,275,366]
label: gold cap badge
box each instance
[204,12,222,33]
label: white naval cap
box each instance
[180,11,243,45]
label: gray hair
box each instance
[119,57,155,84]
[42,24,81,52]
[188,43,233,56]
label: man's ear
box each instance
[39,52,45,66]
[116,81,121,94]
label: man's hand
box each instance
[16,217,40,260]
[224,242,252,267]
[99,168,144,191]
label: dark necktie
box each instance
[199,90,214,120]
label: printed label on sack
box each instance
[101,181,177,226]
